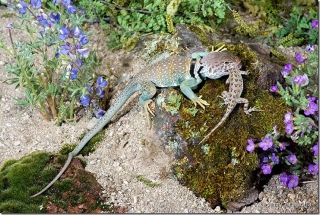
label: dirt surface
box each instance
[0,6,318,213]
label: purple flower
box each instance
[270,153,279,164]
[270,85,278,93]
[312,142,318,156]
[284,111,293,123]
[30,0,42,8]
[261,163,272,174]
[17,1,27,14]
[97,76,108,88]
[284,63,292,72]
[80,94,91,107]
[258,137,273,151]
[295,53,307,63]
[70,68,78,80]
[287,175,299,188]
[246,138,255,153]
[287,154,297,165]
[279,142,286,151]
[6,23,14,29]
[285,122,294,134]
[306,45,315,53]
[304,97,318,115]
[292,74,309,86]
[311,20,318,29]
[280,172,288,186]
[308,164,318,175]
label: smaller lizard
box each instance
[199,67,259,145]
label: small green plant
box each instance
[275,6,318,45]
[0,0,107,125]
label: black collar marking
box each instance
[190,58,204,78]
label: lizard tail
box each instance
[198,113,229,145]
[30,153,73,198]
[30,81,140,198]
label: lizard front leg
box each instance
[180,78,209,109]
[138,81,157,128]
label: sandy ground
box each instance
[0,6,318,213]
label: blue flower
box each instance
[71,26,82,37]
[80,35,89,45]
[30,0,42,8]
[269,85,278,93]
[70,68,78,80]
[17,1,27,14]
[97,76,108,88]
[50,12,60,23]
[58,25,70,40]
[80,94,91,107]
[86,84,93,93]
[77,47,89,58]
[75,59,83,68]
[270,153,279,164]
[66,4,76,14]
[59,43,70,55]
[94,108,105,119]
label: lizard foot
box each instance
[244,106,263,115]
[141,99,155,129]
[191,96,209,109]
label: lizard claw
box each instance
[191,96,209,109]
[142,99,155,129]
[244,106,263,115]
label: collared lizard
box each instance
[199,67,259,145]
[30,50,241,198]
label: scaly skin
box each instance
[30,50,240,198]
[199,67,259,145]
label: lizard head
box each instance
[199,50,242,79]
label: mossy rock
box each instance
[0,152,111,213]
[152,44,289,210]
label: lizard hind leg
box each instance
[138,81,157,128]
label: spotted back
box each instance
[200,50,241,79]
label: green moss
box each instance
[173,44,289,208]
[0,150,110,213]
[0,13,15,18]
[135,175,162,188]
[162,90,182,115]
[58,130,105,156]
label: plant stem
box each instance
[56,77,71,125]
[69,96,75,120]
